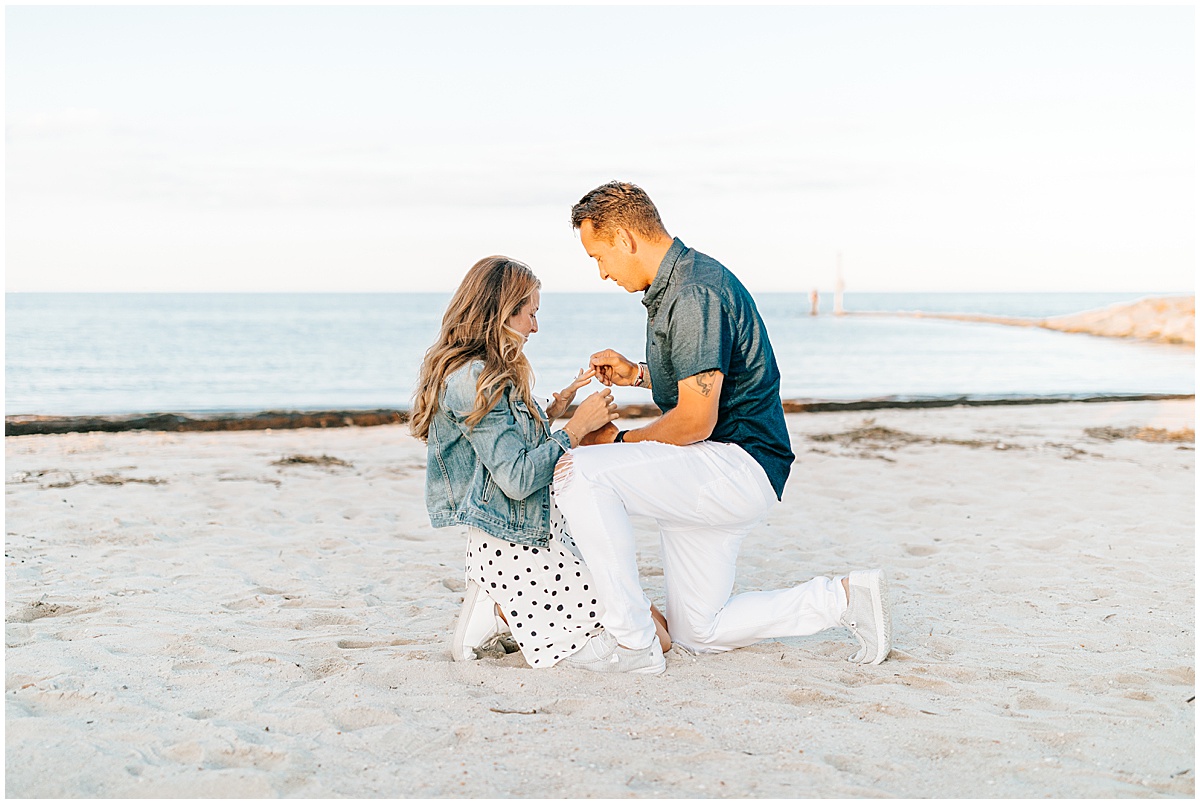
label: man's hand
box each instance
[589,349,639,387]
[579,422,619,445]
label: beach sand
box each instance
[5,400,1195,797]
[1043,295,1194,345]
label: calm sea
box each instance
[4,292,1194,416]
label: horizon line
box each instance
[6,289,1195,296]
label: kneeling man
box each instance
[555,181,892,675]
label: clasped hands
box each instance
[550,350,642,447]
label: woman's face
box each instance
[507,289,540,342]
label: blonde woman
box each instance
[411,256,668,673]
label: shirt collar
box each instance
[642,237,687,312]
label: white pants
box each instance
[552,440,847,653]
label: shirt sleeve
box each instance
[667,285,733,381]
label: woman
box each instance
[411,256,668,670]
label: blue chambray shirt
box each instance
[642,238,795,499]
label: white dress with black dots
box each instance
[464,498,603,668]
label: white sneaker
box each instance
[561,630,666,675]
[840,569,893,665]
[451,579,510,661]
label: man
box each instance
[555,181,892,675]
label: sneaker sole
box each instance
[451,581,506,662]
[563,641,667,675]
[450,582,481,661]
[864,569,892,665]
[631,655,667,675]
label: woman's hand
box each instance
[563,389,618,446]
[545,368,596,420]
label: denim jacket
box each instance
[425,360,573,546]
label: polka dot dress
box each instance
[549,492,582,560]
[464,498,603,668]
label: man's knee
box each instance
[666,607,722,650]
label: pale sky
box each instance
[5,5,1195,293]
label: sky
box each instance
[4,4,1195,293]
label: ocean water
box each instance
[4,292,1194,416]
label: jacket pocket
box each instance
[511,398,538,440]
[481,471,497,503]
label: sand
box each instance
[4,400,1195,797]
[1043,295,1195,345]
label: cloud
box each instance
[7,117,883,215]
[6,109,112,141]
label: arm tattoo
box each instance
[693,370,718,397]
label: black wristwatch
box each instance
[614,430,628,443]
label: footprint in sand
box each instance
[222,596,273,611]
[1014,691,1064,711]
[7,600,79,623]
[164,740,289,771]
[922,636,956,658]
[6,624,33,647]
[785,688,845,707]
[297,612,360,629]
[328,706,403,732]
[335,637,420,649]
[890,673,956,693]
[1145,665,1194,686]
[906,496,942,510]
[171,660,217,675]
[304,656,353,679]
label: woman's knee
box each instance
[552,452,574,494]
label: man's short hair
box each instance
[570,181,669,242]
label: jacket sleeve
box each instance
[443,368,572,501]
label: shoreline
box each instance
[846,293,1195,346]
[6,393,1195,436]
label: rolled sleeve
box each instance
[548,429,573,453]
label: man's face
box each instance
[579,220,643,293]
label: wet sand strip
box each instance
[7,394,1193,436]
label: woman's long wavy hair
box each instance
[410,256,542,441]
